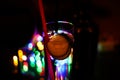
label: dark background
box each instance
[0,0,120,79]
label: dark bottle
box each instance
[70,1,99,80]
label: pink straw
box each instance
[38,0,55,79]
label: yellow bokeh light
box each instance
[37,42,44,51]
[13,55,18,67]
[18,49,23,58]
[18,49,23,62]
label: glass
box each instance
[46,20,74,80]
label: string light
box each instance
[28,43,33,50]
[18,49,23,62]
[22,55,27,61]
[37,42,44,51]
[13,55,18,67]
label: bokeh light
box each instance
[12,21,74,79]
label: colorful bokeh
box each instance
[12,21,74,80]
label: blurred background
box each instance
[0,0,120,80]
